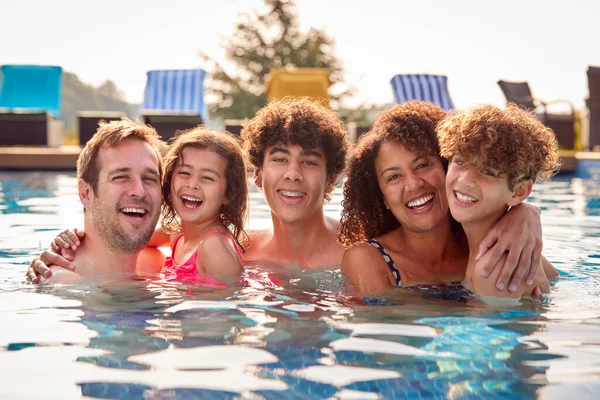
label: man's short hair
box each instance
[77,118,165,194]
[437,103,561,189]
[241,97,350,183]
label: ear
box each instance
[78,180,93,209]
[507,180,532,206]
[325,177,335,194]
[253,167,263,190]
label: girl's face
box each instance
[375,141,450,233]
[170,147,229,225]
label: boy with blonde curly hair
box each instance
[438,103,560,298]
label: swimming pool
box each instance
[1,171,599,399]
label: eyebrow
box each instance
[380,155,427,177]
[108,167,160,177]
[179,163,221,178]
[268,147,323,159]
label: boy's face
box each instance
[253,143,333,225]
[445,154,518,225]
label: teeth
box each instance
[181,195,202,203]
[121,207,145,214]
[279,190,305,198]
[407,194,434,208]
[456,192,478,203]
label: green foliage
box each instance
[60,72,138,131]
[201,0,354,120]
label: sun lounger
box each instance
[0,65,63,146]
[141,69,208,142]
[265,68,331,107]
[390,74,454,110]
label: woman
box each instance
[339,101,543,295]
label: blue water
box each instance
[1,171,600,399]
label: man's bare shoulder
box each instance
[46,267,84,284]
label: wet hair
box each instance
[161,127,249,250]
[437,103,561,190]
[339,101,448,246]
[77,118,165,194]
[241,97,350,185]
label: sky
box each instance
[2,0,600,111]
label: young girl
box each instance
[49,127,249,283]
[155,127,249,282]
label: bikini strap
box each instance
[367,239,402,287]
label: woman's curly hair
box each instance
[339,101,448,246]
[437,103,561,189]
[161,127,249,251]
[241,97,350,185]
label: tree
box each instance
[201,0,353,120]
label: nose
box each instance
[186,178,199,190]
[458,169,477,188]
[128,176,146,197]
[283,161,303,182]
[405,172,424,191]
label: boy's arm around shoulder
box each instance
[341,243,396,295]
[196,233,243,278]
[472,254,553,298]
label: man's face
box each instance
[254,143,333,225]
[82,139,162,254]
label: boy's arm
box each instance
[541,257,559,280]
[477,203,543,292]
[473,253,551,298]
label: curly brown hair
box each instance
[161,127,249,251]
[339,101,449,246]
[241,97,350,184]
[437,103,561,189]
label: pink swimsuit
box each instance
[161,232,243,287]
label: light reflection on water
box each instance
[1,171,600,399]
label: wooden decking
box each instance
[0,146,80,170]
[0,146,598,173]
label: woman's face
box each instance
[375,141,450,233]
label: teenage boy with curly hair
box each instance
[241,98,350,268]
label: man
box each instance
[31,118,164,283]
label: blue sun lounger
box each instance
[390,74,454,111]
[0,65,64,146]
[141,69,208,142]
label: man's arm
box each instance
[476,203,543,292]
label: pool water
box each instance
[1,171,600,399]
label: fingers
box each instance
[26,263,42,283]
[31,257,53,280]
[478,239,506,279]
[476,233,498,261]
[39,250,75,271]
[506,243,534,292]
[493,246,521,291]
[532,286,544,302]
[526,239,543,285]
[57,229,80,251]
